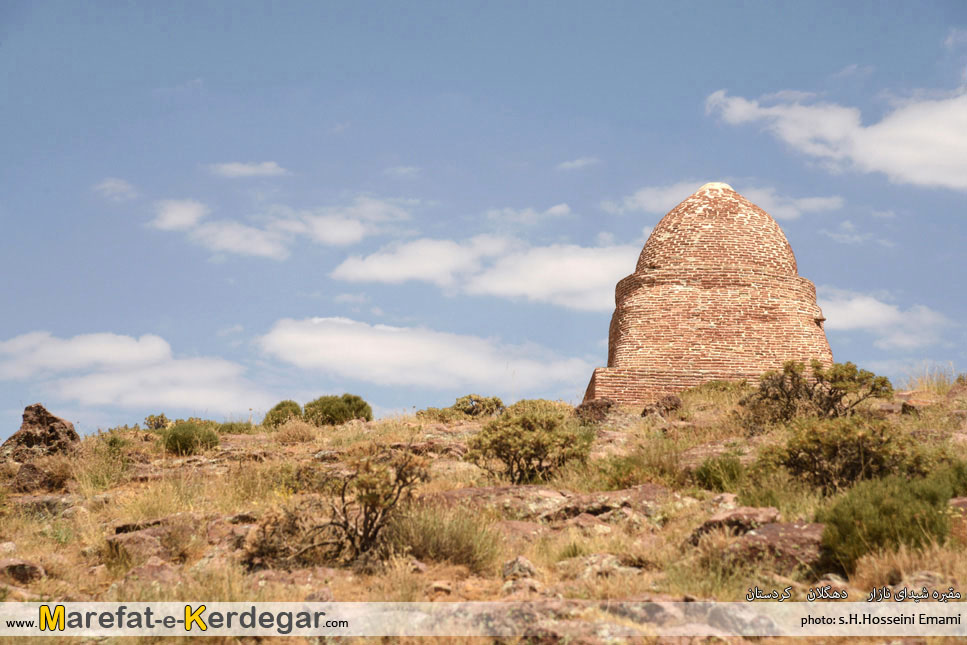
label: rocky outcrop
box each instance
[1,404,79,462]
[726,522,825,574]
[689,506,782,544]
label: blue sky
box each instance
[2,1,966,437]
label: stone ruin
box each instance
[584,182,833,406]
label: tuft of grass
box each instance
[903,361,959,395]
[693,453,745,492]
[273,418,317,444]
[385,504,502,574]
[599,435,689,489]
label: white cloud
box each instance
[706,89,967,191]
[331,235,636,311]
[270,196,413,245]
[944,28,967,50]
[332,235,515,287]
[0,330,273,415]
[259,317,590,391]
[602,180,842,220]
[0,331,171,379]
[760,89,819,103]
[830,64,874,79]
[93,177,138,202]
[151,199,210,231]
[819,220,894,247]
[556,156,601,171]
[384,166,422,178]
[208,161,290,178]
[152,196,413,258]
[464,244,637,311]
[818,286,952,350]
[486,203,571,224]
[334,293,370,305]
[190,220,290,259]
[217,324,244,336]
[56,358,272,414]
[740,187,843,220]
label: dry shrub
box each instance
[274,418,317,444]
[242,447,428,569]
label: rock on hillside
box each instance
[1,404,79,463]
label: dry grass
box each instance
[273,418,318,444]
[850,540,967,590]
[902,361,961,395]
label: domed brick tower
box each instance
[584,182,833,406]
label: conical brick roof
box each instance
[584,182,833,407]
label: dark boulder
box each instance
[1,404,79,463]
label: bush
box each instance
[819,475,951,573]
[385,504,502,574]
[274,418,317,444]
[777,417,931,494]
[451,394,504,417]
[504,398,574,416]
[694,454,745,492]
[262,400,303,429]
[574,398,615,424]
[218,421,255,434]
[242,446,428,568]
[162,422,219,455]
[468,399,591,483]
[304,393,373,427]
[144,413,170,431]
[738,360,893,432]
[415,406,469,423]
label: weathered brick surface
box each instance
[585,182,833,406]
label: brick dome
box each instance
[584,182,833,407]
[636,183,798,276]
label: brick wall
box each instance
[584,182,833,406]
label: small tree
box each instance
[243,447,428,568]
[451,394,504,417]
[738,360,892,431]
[144,413,170,430]
[468,400,591,483]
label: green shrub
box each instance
[468,400,591,483]
[218,421,255,434]
[304,393,372,427]
[819,475,951,573]
[262,400,303,429]
[451,394,504,417]
[415,406,469,423]
[738,360,893,432]
[777,417,931,494]
[162,422,220,455]
[694,454,745,492]
[385,504,502,574]
[144,413,170,431]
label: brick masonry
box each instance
[584,182,833,406]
